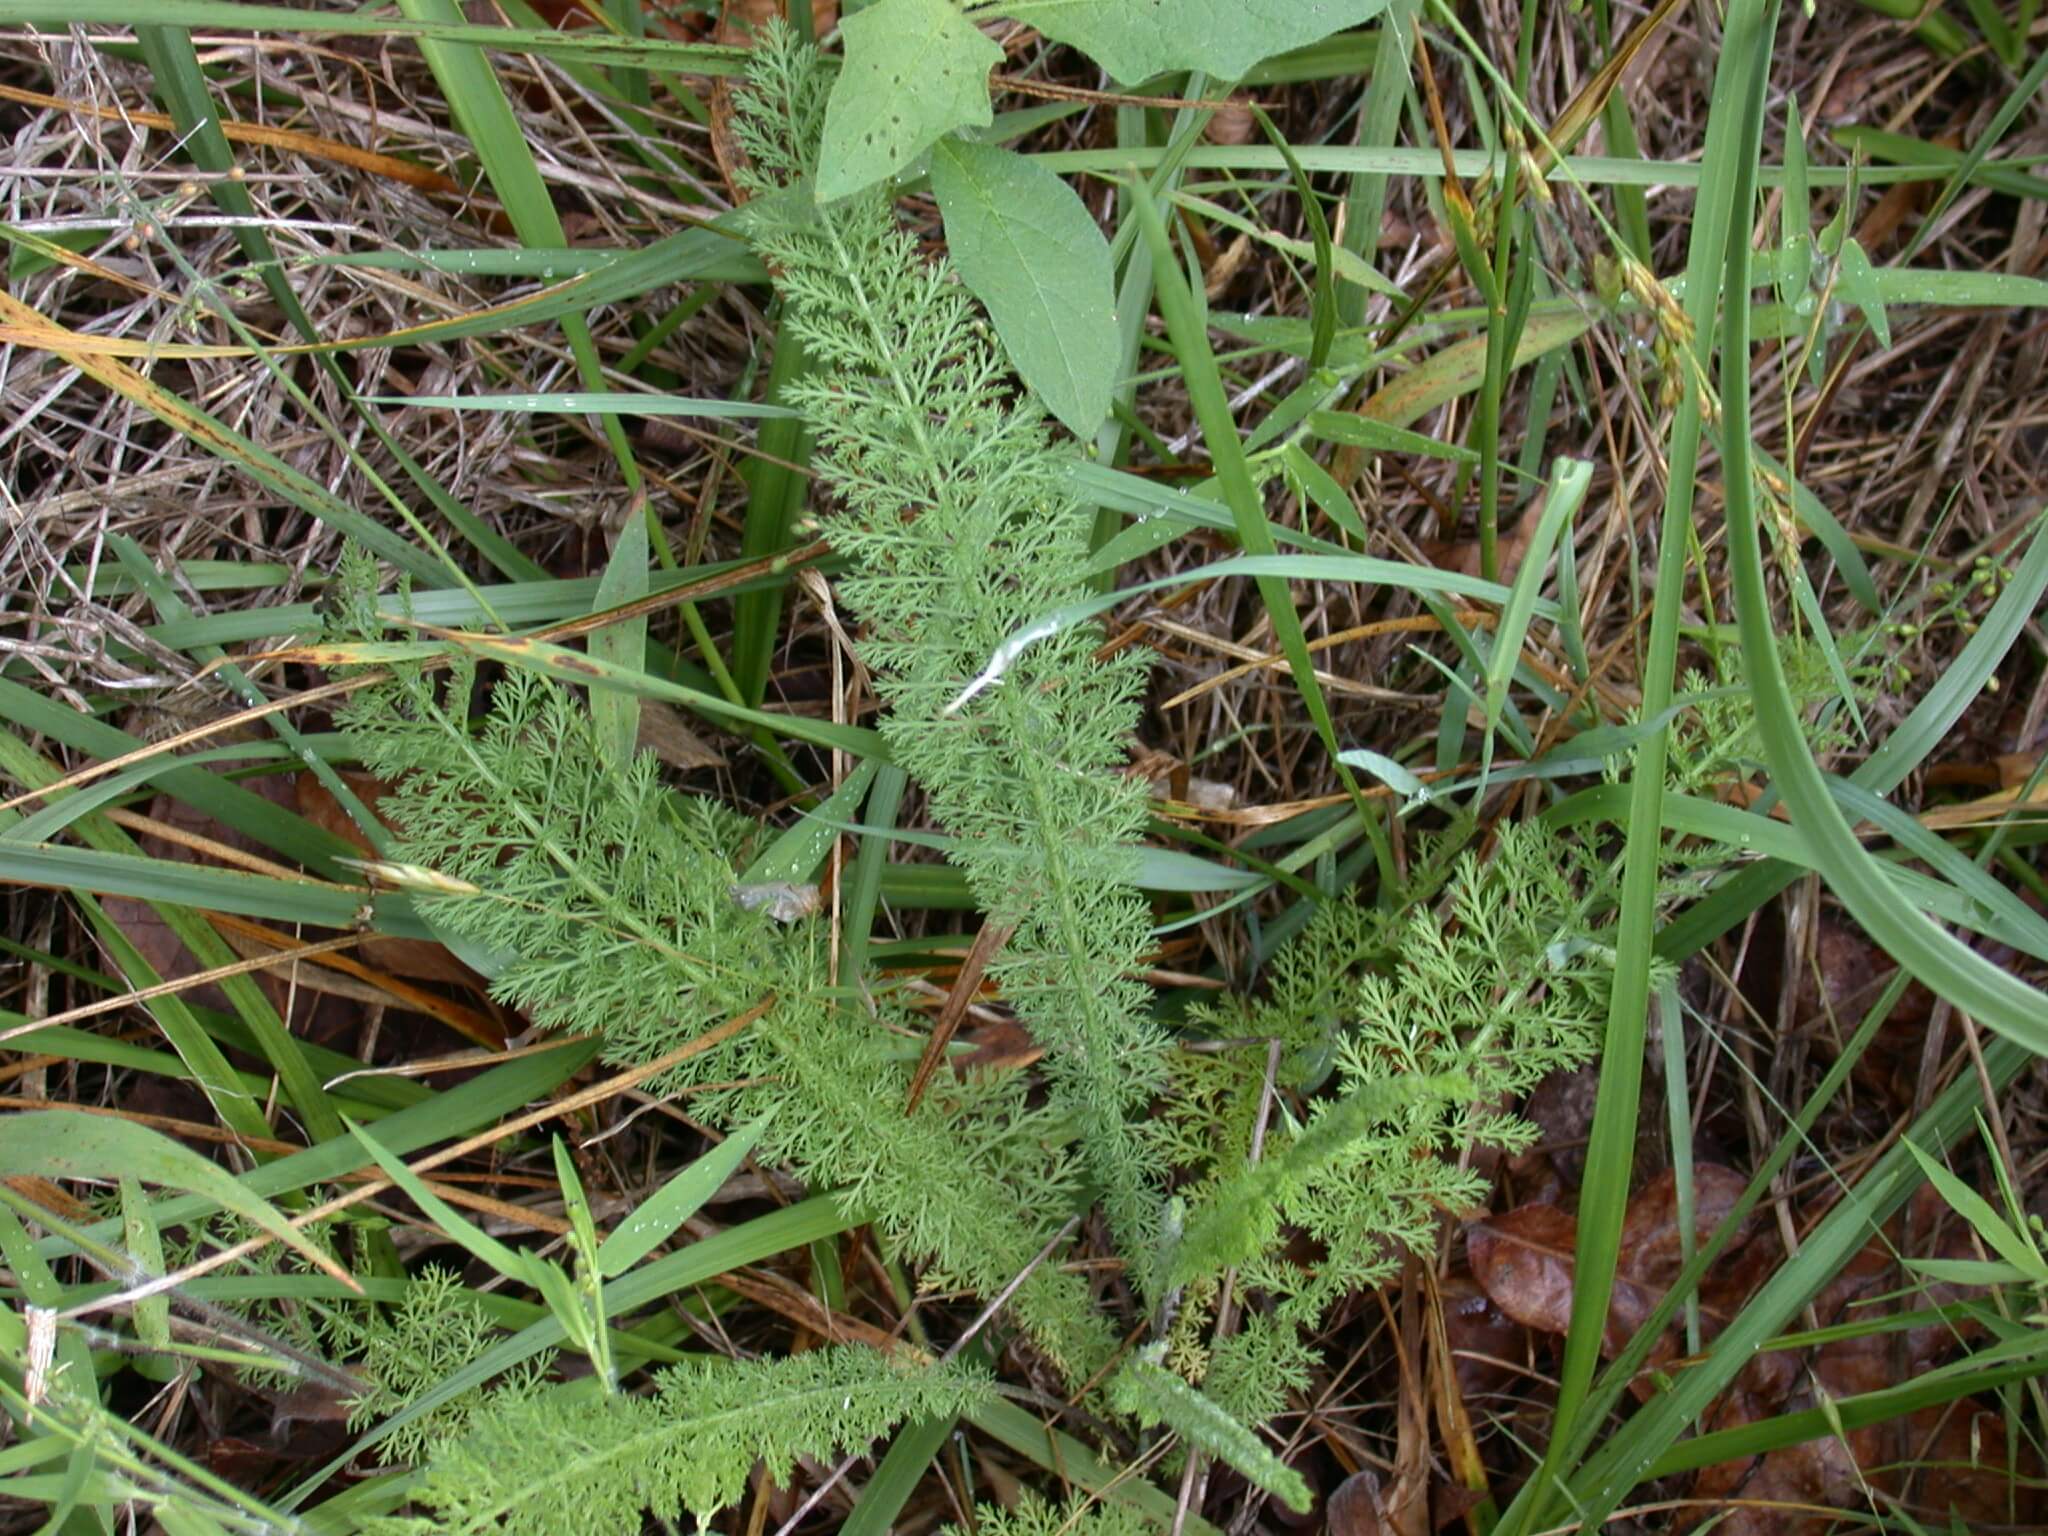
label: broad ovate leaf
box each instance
[816,0,1002,202]
[1005,0,1388,83]
[930,138,1116,437]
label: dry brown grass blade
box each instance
[0,327,276,359]
[1520,0,1689,182]
[991,73,1255,111]
[1151,789,1354,827]
[0,933,367,1049]
[322,1035,598,1089]
[0,226,167,298]
[0,80,464,196]
[714,1266,913,1356]
[904,919,1013,1115]
[1420,1264,1496,1536]
[401,1176,572,1239]
[1160,611,1497,710]
[206,912,506,1049]
[58,997,772,1321]
[1917,784,2048,831]
[1144,617,1429,705]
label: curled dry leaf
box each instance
[1203,95,1257,146]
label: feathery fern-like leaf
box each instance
[370,1346,989,1535]
[1109,1351,1311,1514]
[732,24,1170,1261]
[336,645,1110,1375]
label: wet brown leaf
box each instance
[1619,1165,1753,1292]
[1437,1272,1523,1403]
[1521,1064,1600,1183]
[1327,1468,1391,1536]
[1467,1203,1579,1336]
[634,700,726,771]
[1470,1169,1758,1391]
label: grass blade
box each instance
[1499,5,1784,1530]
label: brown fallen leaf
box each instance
[1437,1271,1523,1405]
[635,700,726,771]
[1420,497,1547,583]
[1467,1202,1588,1338]
[1469,1168,1764,1399]
[1327,1468,1391,1536]
[1619,1165,1753,1294]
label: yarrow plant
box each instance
[313,28,1615,1530]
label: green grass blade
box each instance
[1131,179,1390,895]
[29,1038,604,1273]
[840,1409,957,1536]
[1719,36,2048,1058]
[366,393,798,419]
[133,22,543,583]
[1656,518,2048,960]
[0,733,341,1144]
[734,319,814,707]
[0,2,750,70]
[1334,0,1419,330]
[414,630,886,760]
[0,842,410,933]
[1500,4,1784,1529]
[1565,1034,2032,1522]
[1480,456,1589,784]
[393,0,646,505]
[591,509,651,771]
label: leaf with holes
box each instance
[816,0,1001,202]
[931,138,1116,437]
[1003,0,1389,83]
